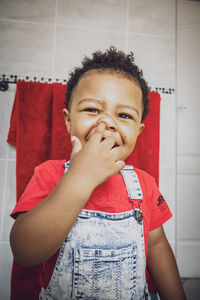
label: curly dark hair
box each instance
[65,46,150,120]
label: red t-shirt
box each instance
[11,160,172,291]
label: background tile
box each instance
[0,160,6,240]
[176,0,200,279]
[177,241,200,278]
[54,27,126,78]
[8,144,16,160]
[129,0,175,37]
[57,0,127,31]
[0,20,54,77]
[183,278,200,300]
[177,0,200,25]
[2,161,16,242]
[177,174,200,240]
[0,0,56,24]
[0,89,14,158]
[0,243,13,300]
[128,34,175,87]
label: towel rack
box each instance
[0,74,175,94]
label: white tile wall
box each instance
[54,27,126,77]
[0,243,13,300]
[177,8,200,155]
[177,174,200,240]
[177,241,200,278]
[128,34,175,88]
[177,0,200,26]
[0,161,7,233]
[129,0,175,38]
[2,161,16,242]
[176,0,200,277]
[0,0,176,298]
[57,0,127,31]
[0,91,13,158]
[0,20,54,77]
[0,0,56,23]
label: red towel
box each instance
[126,90,160,185]
[7,81,160,299]
[8,82,71,202]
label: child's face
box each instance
[64,72,144,161]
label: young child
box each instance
[10,47,186,300]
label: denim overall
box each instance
[39,163,150,300]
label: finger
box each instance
[101,136,116,150]
[114,160,125,173]
[88,122,106,143]
[71,136,82,156]
[109,145,123,160]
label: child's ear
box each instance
[63,108,71,133]
[138,123,145,136]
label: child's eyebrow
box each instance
[78,98,103,106]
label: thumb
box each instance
[71,136,82,155]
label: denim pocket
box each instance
[72,244,137,300]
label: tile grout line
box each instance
[51,0,58,78]
[125,0,130,52]
[0,17,174,40]
[175,0,178,259]
[0,158,16,161]
[128,30,175,40]
[0,17,54,26]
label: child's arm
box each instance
[10,123,125,267]
[147,226,186,300]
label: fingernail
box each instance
[98,122,106,129]
[71,136,76,143]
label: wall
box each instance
[0,0,176,299]
[176,0,200,277]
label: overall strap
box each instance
[64,162,143,201]
[120,165,143,200]
[63,161,70,173]
[120,165,143,223]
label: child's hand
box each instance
[69,123,125,188]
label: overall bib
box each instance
[39,163,150,300]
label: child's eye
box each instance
[84,108,99,113]
[119,113,133,120]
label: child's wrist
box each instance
[65,169,97,195]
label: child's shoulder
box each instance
[35,159,66,176]
[131,167,160,201]
[133,167,157,189]
[133,167,155,181]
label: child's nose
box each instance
[97,114,117,131]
